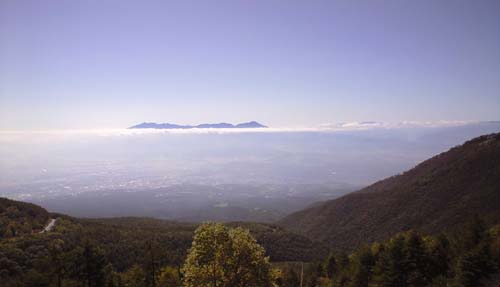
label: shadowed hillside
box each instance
[82,217,327,263]
[280,133,500,250]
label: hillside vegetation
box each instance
[80,217,327,263]
[280,133,500,250]
[0,197,326,286]
[0,197,50,237]
[279,217,500,287]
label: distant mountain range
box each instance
[129,121,267,129]
[279,133,500,251]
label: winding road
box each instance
[40,218,56,233]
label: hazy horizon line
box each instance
[0,120,497,135]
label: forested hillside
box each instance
[2,201,500,286]
[279,217,500,287]
[0,197,325,286]
[280,133,500,250]
[0,197,50,237]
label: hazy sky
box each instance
[1,0,499,129]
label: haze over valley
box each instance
[1,121,499,221]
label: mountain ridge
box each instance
[129,121,267,129]
[279,133,500,251]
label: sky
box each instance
[0,0,499,130]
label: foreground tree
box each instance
[182,223,274,287]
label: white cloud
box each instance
[318,120,478,131]
[0,120,482,141]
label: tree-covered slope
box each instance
[0,197,327,282]
[0,201,326,285]
[280,133,500,250]
[75,217,326,264]
[0,197,50,238]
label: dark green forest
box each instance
[0,197,327,286]
[1,197,500,286]
[280,217,500,287]
[0,198,49,238]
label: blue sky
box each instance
[1,0,499,129]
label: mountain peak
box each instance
[234,121,267,128]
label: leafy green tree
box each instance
[182,223,274,287]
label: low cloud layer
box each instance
[0,120,487,139]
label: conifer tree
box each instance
[375,235,406,287]
[349,246,374,287]
[404,232,430,286]
[325,254,337,279]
